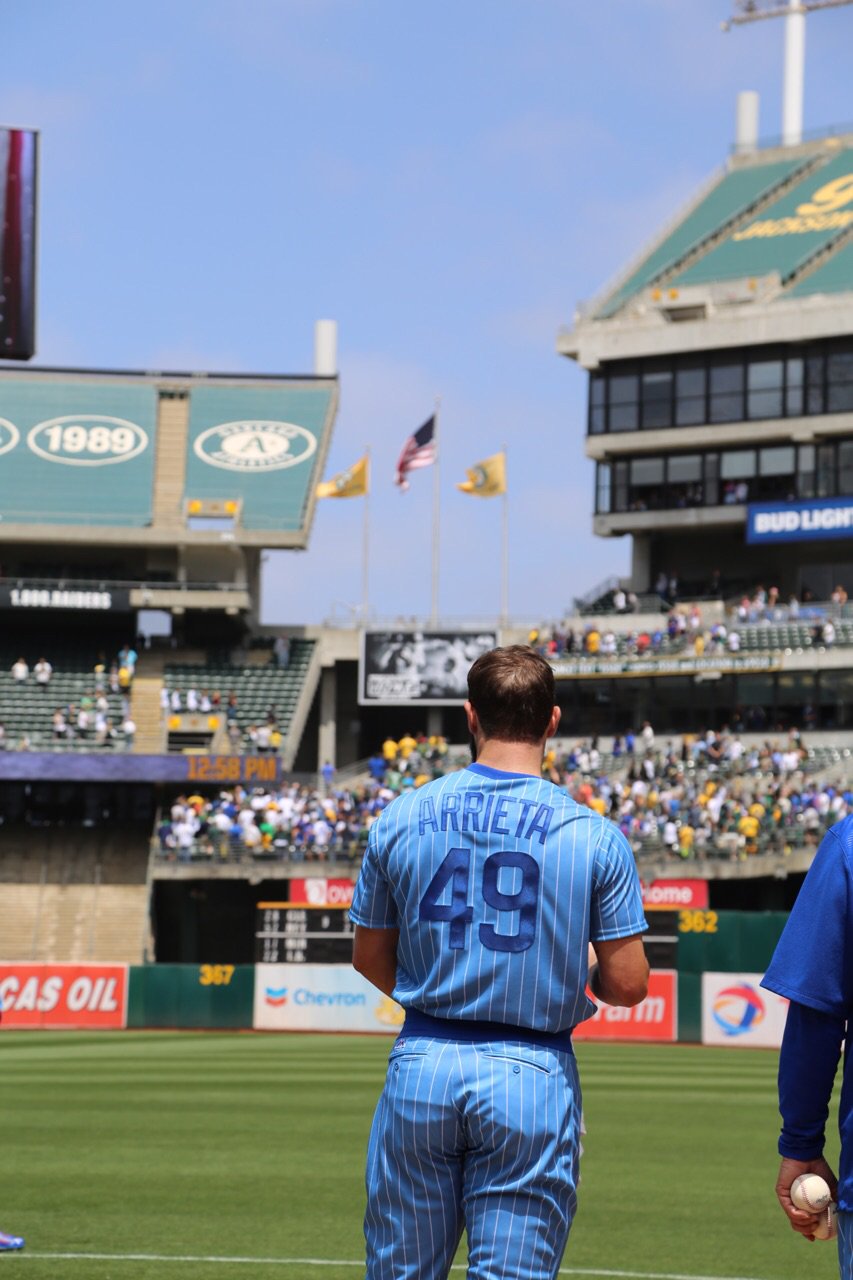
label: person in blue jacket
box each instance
[762,814,853,1275]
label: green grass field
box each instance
[0,1032,840,1280]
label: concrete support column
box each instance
[318,665,337,767]
[630,535,652,593]
[427,708,443,738]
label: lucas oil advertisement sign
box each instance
[0,964,128,1028]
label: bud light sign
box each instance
[747,498,853,544]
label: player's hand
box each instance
[775,1156,838,1240]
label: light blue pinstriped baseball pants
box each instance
[838,1211,853,1280]
[364,1036,582,1280]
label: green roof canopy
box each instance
[596,156,810,318]
[671,149,853,289]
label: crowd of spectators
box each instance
[555,729,851,861]
[158,780,397,862]
[3,644,138,750]
[529,581,853,662]
[153,722,849,865]
[156,732,456,861]
[529,607,747,660]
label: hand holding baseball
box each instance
[775,1157,838,1241]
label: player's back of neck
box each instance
[475,740,544,778]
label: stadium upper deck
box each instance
[0,355,338,617]
[559,131,853,603]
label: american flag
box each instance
[395,416,436,490]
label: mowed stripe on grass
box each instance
[5,1251,809,1280]
[0,1034,840,1280]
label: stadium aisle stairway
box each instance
[130,651,167,753]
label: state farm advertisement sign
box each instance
[575,970,677,1042]
[642,879,708,910]
[289,878,354,908]
[0,964,128,1029]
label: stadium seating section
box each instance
[0,645,127,751]
[164,639,316,745]
[565,620,853,659]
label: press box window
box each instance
[675,367,706,426]
[641,370,673,429]
[786,358,804,417]
[589,375,606,435]
[839,441,853,495]
[629,457,664,508]
[720,450,756,479]
[827,349,853,414]
[596,462,612,513]
[797,444,816,498]
[609,372,639,432]
[747,360,784,420]
[667,455,702,483]
[709,362,745,423]
[759,446,795,476]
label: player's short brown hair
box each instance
[467,645,556,744]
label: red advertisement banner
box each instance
[642,879,709,910]
[0,964,128,1029]
[574,970,677,1042]
[289,878,355,908]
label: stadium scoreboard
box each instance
[255,902,354,963]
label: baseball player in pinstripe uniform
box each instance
[351,646,649,1280]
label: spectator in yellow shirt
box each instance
[398,733,417,760]
[382,737,398,763]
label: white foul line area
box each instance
[10,1252,783,1280]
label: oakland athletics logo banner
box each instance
[456,451,506,498]
[316,454,369,498]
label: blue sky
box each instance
[2,0,852,624]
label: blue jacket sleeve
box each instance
[762,824,853,1018]
[777,1000,845,1160]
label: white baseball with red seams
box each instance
[790,1173,832,1212]
[813,1203,838,1241]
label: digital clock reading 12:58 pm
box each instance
[185,756,280,784]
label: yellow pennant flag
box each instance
[456,451,506,498]
[316,454,369,499]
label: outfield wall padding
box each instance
[127,964,255,1028]
[677,973,702,1044]
[674,911,788,1042]
[676,911,788,976]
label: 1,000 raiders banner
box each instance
[359,631,497,705]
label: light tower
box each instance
[723,0,853,145]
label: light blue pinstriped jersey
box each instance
[350,762,647,1034]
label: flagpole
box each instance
[501,444,509,628]
[431,397,441,627]
[362,447,371,621]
